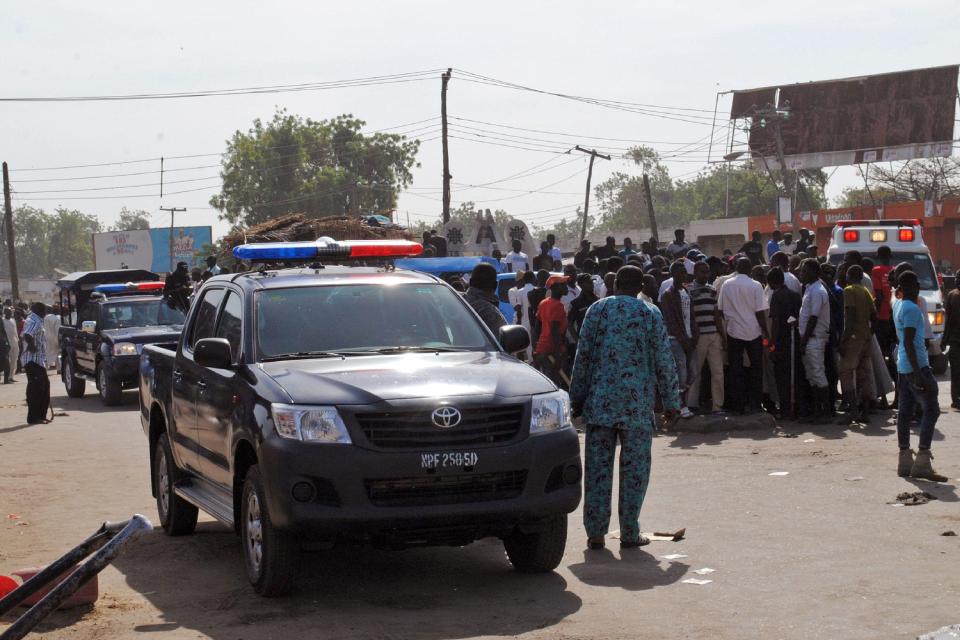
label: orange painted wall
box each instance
[745,198,960,268]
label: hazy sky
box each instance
[4,0,958,240]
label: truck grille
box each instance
[355,405,524,449]
[366,471,527,507]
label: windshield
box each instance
[830,251,938,290]
[256,283,495,359]
[100,300,186,330]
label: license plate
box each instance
[420,451,479,469]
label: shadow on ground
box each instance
[112,523,582,639]
[567,548,689,591]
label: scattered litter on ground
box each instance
[682,578,712,585]
[803,438,816,443]
[845,476,865,481]
[751,449,760,455]
[661,553,687,560]
[53,411,69,417]
[769,471,790,476]
[917,623,960,639]
[693,568,715,575]
[942,531,957,537]
[889,491,938,506]
[7,514,20,520]
[776,432,799,438]
[14,521,29,527]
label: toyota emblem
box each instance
[431,407,462,428]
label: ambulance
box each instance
[827,219,946,374]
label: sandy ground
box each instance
[1,371,959,639]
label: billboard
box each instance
[730,65,958,169]
[93,226,213,272]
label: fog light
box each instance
[292,481,315,502]
[562,464,582,485]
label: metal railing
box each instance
[0,515,152,640]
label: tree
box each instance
[48,208,101,272]
[857,158,960,203]
[111,207,151,230]
[0,205,100,278]
[210,109,421,226]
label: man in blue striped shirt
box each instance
[21,303,50,424]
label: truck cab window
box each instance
[190,288,225,349]
[215,292,243,361]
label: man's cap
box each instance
[545,275,572,288]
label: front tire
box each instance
[241,465,299,597]
[98,365,122,406]
[504,515,568,573]
[62,357,86,398]
[154,434,198,536]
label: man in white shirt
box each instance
[770,252,802,294]
[43,304,61,371]
[503,239,530,274]
[666,229,690,260]
[2,308,17,382]
[717,257,769,413]
[205,256,221,276]
[546,234,563,265]
[797,258,832,422]
[510,270,536,360]
[779,232,797,256]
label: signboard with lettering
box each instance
[93,226,213,272]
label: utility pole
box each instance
[159,206,186,272]
[2,162,19,299]
[441,68,452,224]
[574,146,610,242]
[642,173,659,246]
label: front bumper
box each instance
[258,428,582,542]
[100,355,140,387]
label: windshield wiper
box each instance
[363,346,469,354]
[260,351,362,362]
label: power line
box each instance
[0,69,445,102]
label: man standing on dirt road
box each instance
[21,302,50,424]
[570,265,679,551]
[894,271,947,482]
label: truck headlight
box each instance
[112,342,138,356]
[929,311,944,327]
[270,404,352,444]
[530,391,573,435]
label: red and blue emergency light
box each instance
[232,238,423,262]
[92,281,165,294]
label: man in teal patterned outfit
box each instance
[569,265,680,549]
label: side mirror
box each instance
[81,321,97,333]
[194,337,234,369]
[498,324,530,354]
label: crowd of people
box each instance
[1,300,62,424]
[460,227,950,548]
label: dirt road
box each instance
[1,374,958,639]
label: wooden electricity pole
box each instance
[642,173,659,246]
[2,162,19,299]
[441,68,452,223]
[159,206,186,272]
[574,146,610,242]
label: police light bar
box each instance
[93,282,165,294]
[232,238,423,262]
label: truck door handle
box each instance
[173,369,183,379]
[196,380,207,389]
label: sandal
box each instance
[587,536,605,550]
[620,535,651,549]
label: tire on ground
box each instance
[241,465,299,597]
[98,365,123,406]
[504,515,568,573]
[62,357,86,398]
[154,433,198,536]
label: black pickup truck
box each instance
[140,261,582,596]
[57,270,186,405]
